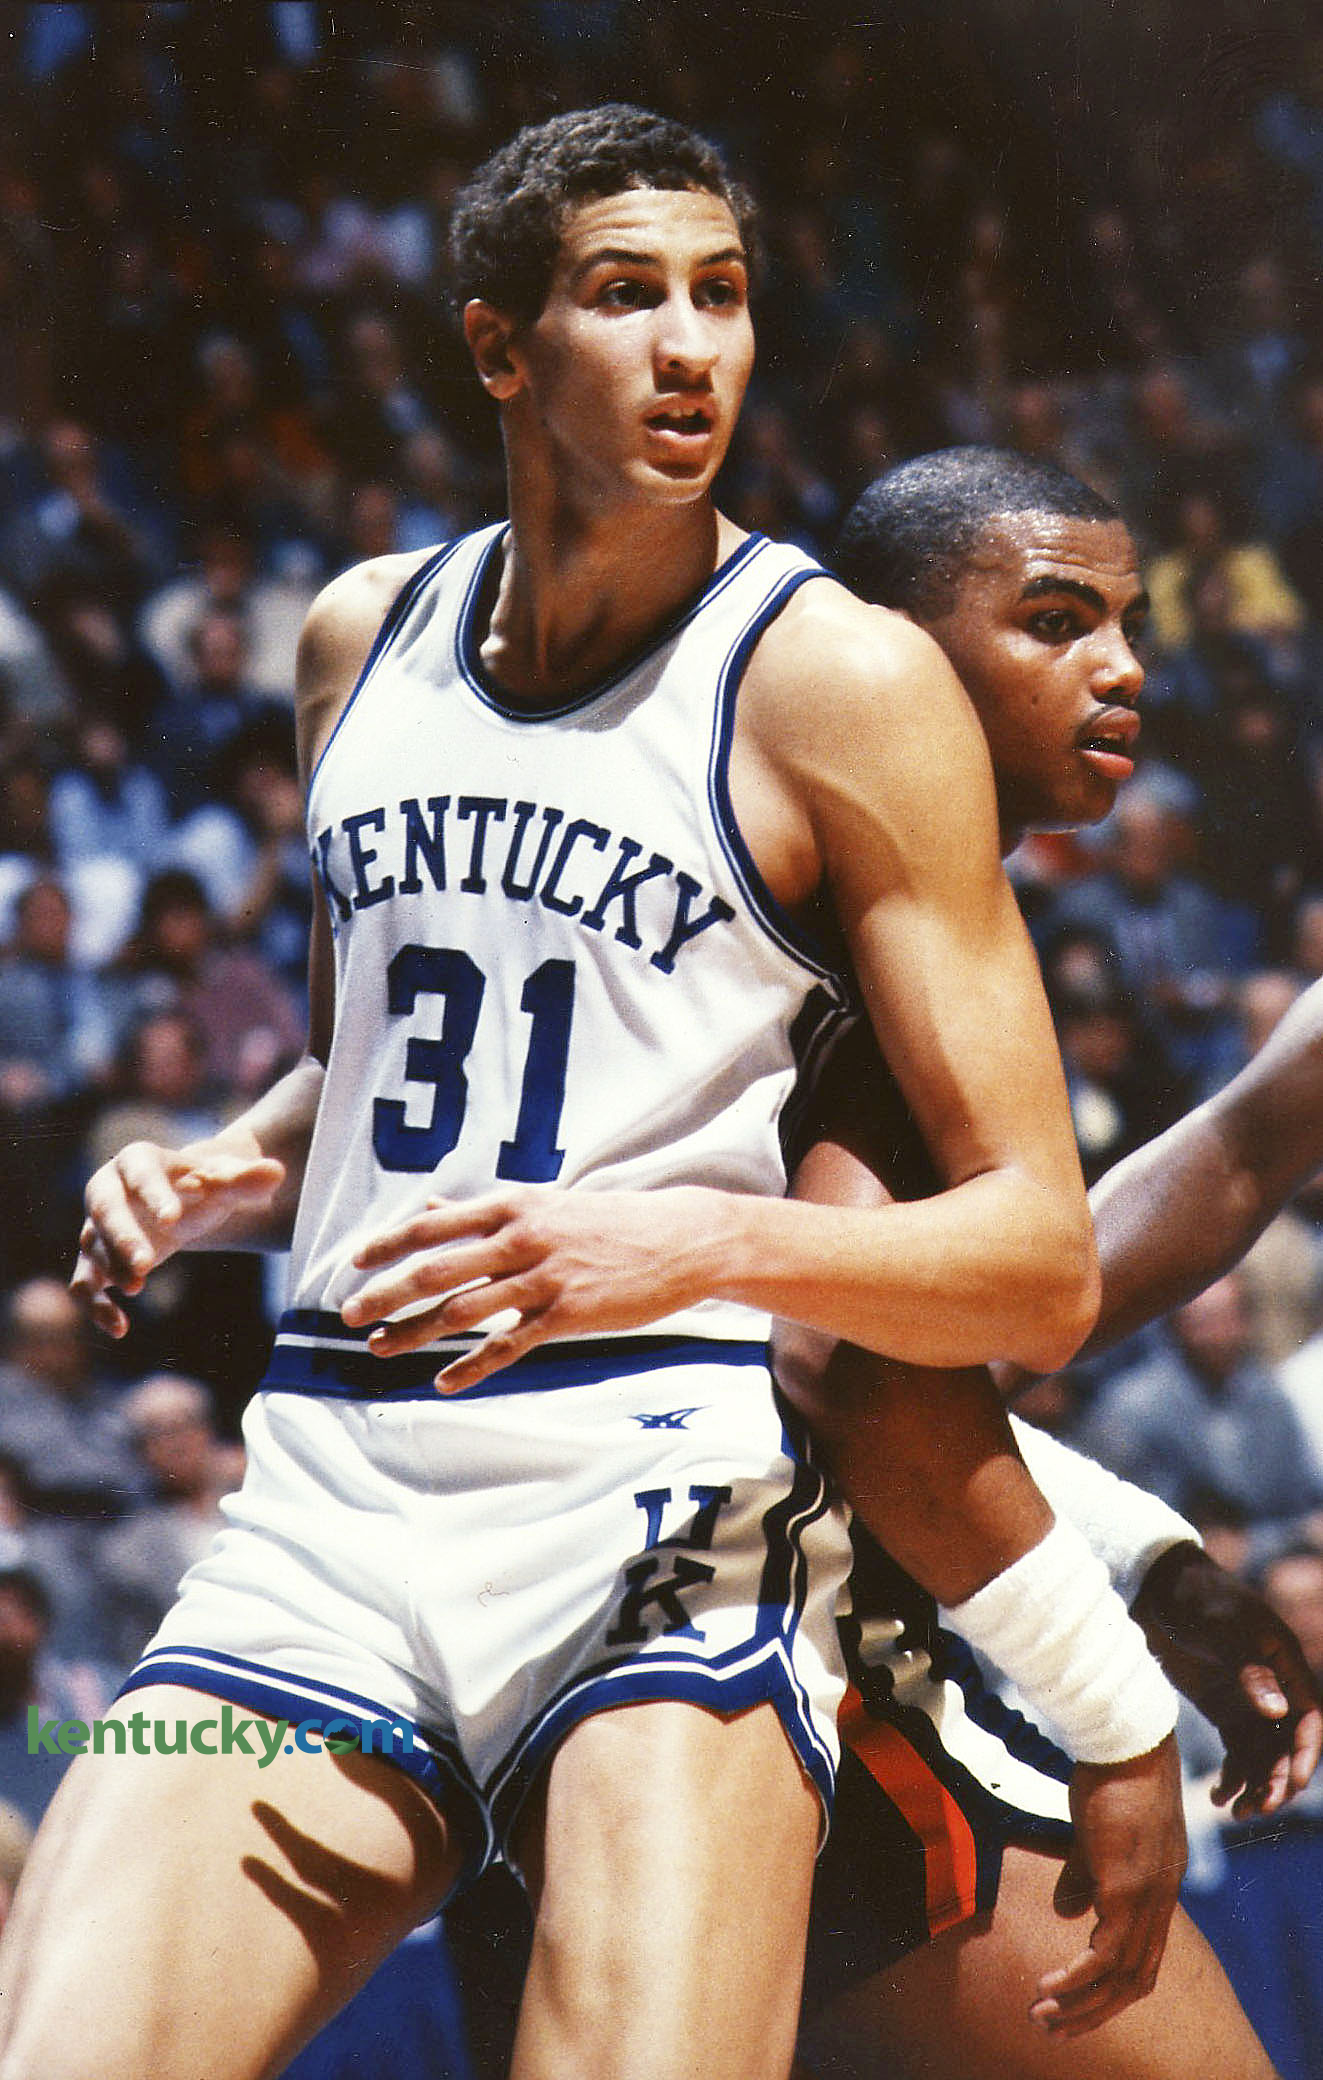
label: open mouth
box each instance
[1078,712,1139,780]
[646,406,713,437]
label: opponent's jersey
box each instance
[290,524,854,1346]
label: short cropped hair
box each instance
[448,103,758,324]
[833,447,1120,621]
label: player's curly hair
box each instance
[834,447,1120,621]
[448,103,759,324]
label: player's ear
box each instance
[463,301,524,401]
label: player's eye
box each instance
[696,275,743,308]
[1026,608,1081,642]
[598,278,654,309]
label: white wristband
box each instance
[943,1517,1179,1765]
[1009,1415,1201,1608]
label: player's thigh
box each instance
[0,1684,469,2080]
[510,1697,822,2080]
[800,1842,1278,2080]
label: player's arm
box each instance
[70,553,432,1337]
[345,594,1098,1386]
[729,590,1098,1371]
[1084,976,1323,1352]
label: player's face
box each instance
[924,515,1147,836]
[508,187,754,508]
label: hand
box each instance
[341,1184,718,1390]
[1131,1540,1323,1818]
[1029,1735,1185,2037]
[71,1140,285,1337]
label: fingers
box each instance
[71,1142,286,1336]
[1031,1881,1175,2036]
[351,1195,513,1273]
[344,1236,531,1336]
[434,1313,552,1393]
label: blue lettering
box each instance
[651,872,735,973]
[397,795,450,894]
[457,795,507,892]
[540,818,610,917]
[581,837,674,948]
[502,801,564,901]
[344,807,395,910]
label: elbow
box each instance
[1011,1215,1101,1375]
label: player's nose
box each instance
[1095,627,1144,702]
[653,292,718,378]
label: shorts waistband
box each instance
[261,1310,771,1400]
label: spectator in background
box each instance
[0,1278,141,1522]
[1145,488,1305,656]
[48,708,170,874]
[1050,779,1255,1087]
[139,523,318,707]
[148,607,285,815]
[107,871,303,1101]
[85,1009,221,1178]
[95,1373,233,1665]
[321,310,433,482]
[167,714,311,993]
[1116,364,1242,536]
[29,568,170,748]
[0,874,117,1109]
[1193,667,1320,948]
[0,1562,112,1827]
[1074,1273,1323,1566]
[0,419,168,613]
[394,427,470,551]
[1260,1544,1323,1700]
[1052,970,1185,1184]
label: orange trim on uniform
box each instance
[839,1683,981,1935]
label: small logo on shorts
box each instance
[632,1406,704,1430]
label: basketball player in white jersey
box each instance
[2,114,1174,2080]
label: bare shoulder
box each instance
[742,574,987,790]
[294,549,439,778]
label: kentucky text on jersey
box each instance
[311,792,735,977]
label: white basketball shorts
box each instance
[123,1315,851,1880]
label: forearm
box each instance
[1008,1416,1200,1607]
[708,1168,1098,1373]
[1085,1111,1263,1355]
[786,1336,1053,1605]
[182,1053,324,1251]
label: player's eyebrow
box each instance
[1018,575,1107,612]
[571,244,747,282]
[1018,575,1151,620]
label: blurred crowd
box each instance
[2,0,1323,1961]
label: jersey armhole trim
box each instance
[708,566,844,985]
[307,536,467,799]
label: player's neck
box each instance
[480,470,740,707]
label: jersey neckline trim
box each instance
[454,525,770,722]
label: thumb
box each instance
[1238,1662,1290,1719]
[1053,1839,1094,1918]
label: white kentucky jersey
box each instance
[290,524,854,1349]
